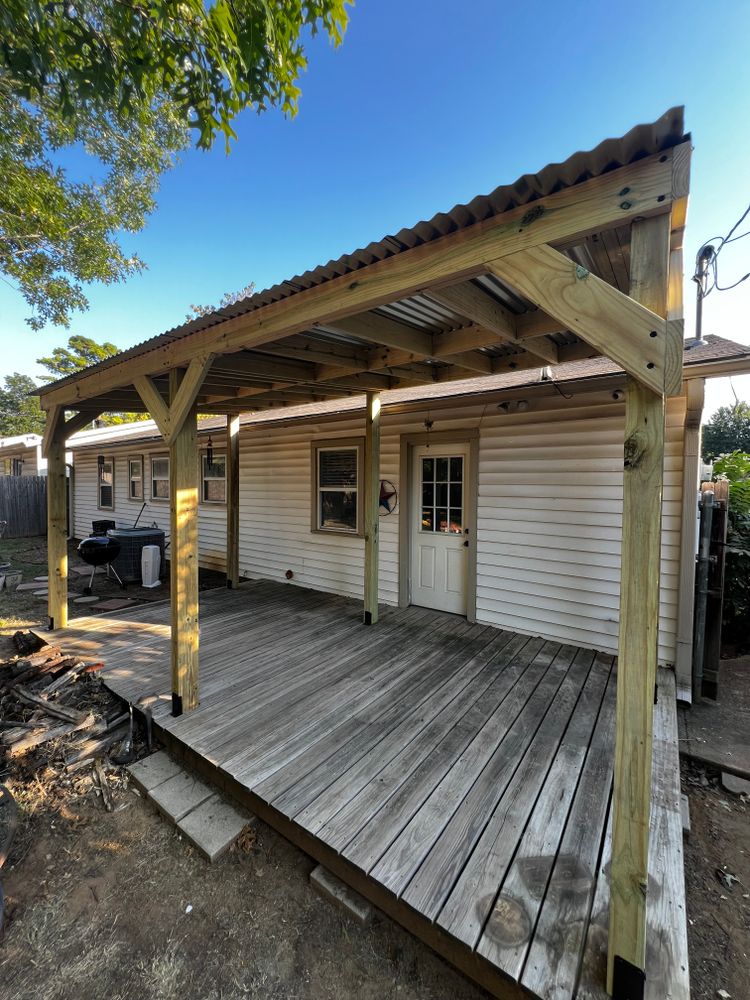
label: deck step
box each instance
[310,865,374,926]
[128,750,252,861]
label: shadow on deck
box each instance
[59,580,689,1000]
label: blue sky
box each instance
[2,0,749,417]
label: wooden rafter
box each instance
[38,148,678,410]
[428,282,559,366]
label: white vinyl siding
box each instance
[72,445,227,571]
[71,386,687,663]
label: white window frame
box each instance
[128,455,144,501]
[311,438,364,537]
[200,450,226,505]
[97,456,115,510]
[150,454,170,502]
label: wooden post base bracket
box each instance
[612,955,646,1000]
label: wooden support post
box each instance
[675,378,704,699]
[607,214,671,998]
[46,424,68,631]
[169,370,199,715]
[226,414,240,589]
[363,391,381,625]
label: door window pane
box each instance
[420,453,466,533]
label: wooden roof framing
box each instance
[37,108,689,423]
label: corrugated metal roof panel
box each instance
[40,108,688,398]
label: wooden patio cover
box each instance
[38,106,691,999]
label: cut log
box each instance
[12,686,88,724]
[94,761,114,811]
[64,725,129,772]
[12,631,47,656]
[5,713,95,756]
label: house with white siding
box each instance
[66,336,750,693]
[36,110,750,1000]
[0,433,48,475]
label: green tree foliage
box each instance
[37,335,146,426]
[712,450,750,641]
[0,373,46,435]
[0,2,349,329]
[702,402,750,461]
[37,335,121,379]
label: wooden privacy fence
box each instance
[0,476,47,537]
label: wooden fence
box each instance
[0,476,47,538]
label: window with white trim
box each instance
[97,456,114,509]
[128,456,143,500]
[151,455,170,500]
[201,451,226,503]
[312,441,362,534]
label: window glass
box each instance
[98,458,114,509]
[201,453,226,503]
[151,456,169,499]
[317,446,358,532]
[420,454,464,534]
[129,457,143,500]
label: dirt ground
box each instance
[1,788,486,1000]
[1,535,748,999]
[0,535,226,631]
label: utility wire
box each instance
[694,201,750,298]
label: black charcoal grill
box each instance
[77,535,127,595]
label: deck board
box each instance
[59,581,688,1000]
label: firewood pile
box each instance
[0,631,129,774]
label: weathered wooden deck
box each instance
[59,582,689,1000]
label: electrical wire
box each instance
[695,201,750,298]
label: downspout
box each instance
[693,489,714,700]
[674,377,704,701]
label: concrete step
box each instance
[128,750,252,861]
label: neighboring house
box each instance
[0,433,46,476]
[67,335,750,680]
[0,433,74,476]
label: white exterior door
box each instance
[410,444,469,615]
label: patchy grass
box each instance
[0,535,49,630]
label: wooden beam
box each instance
[39,149,678,408]
[485,240,680,395]
[607,213,671,996]
[325,313,433,356]
[41,405,63,458]
[169,369,199,715]
[363,391,381,625]
[46,419,68,630]
[226,414,240,589]
[133,376,170,437]
[515,310,566,339]
[61,410,102,438]
[166,354,214,444]
[429,282,559,365]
